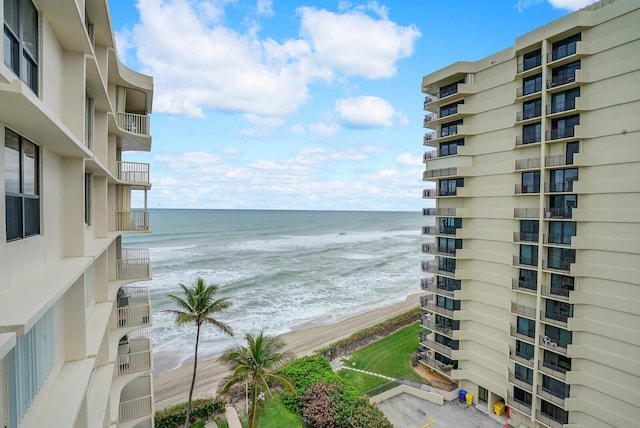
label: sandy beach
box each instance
[153,292,421,410]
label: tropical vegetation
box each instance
[154,398,226,428]
[165,278,233,427]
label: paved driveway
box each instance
[378,393,502,428]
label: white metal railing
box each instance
[117,112,150,136]
[515,157,541,170]
[514,208,539,219]
[116,210,150,232]
[115,304,151,329]
[119,285,151,305]
[511,302,537,319]
[118,395,152,422]
[118,341,152,376]
[117,161,150,185]
[423,188,437,198]
[423,167,458,179]
[116,249,151,280]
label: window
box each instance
[514,387,532,407]
[435,333,459,350]
[547,247,575,271]
[543,349,572,373]
[478,386,488,403]
[548,221,576,245]
[516,340,534,360]
[438,178,463,197]
[85,94,94,149]
[436,295,460,311]
[521,171,540,193]
[439,139,464,157]
[514,363,533,385]
[523,49,542,71]
[520,220,539,242]
[438,237,462,255]
[550,274,574,297]
[3,0,38,93]
[550,114,579,140]
[435,314,459,330]
[540,400,569,424]
[434,352,457,367]
[549,60,580,88]
[522,122,541,144]
[566,141,579,165]
[84,172,92,225]
[5,129,40,241]
[439,79,464,98]
[545,325,572,348]
[552,33,581,61]
[522,73,542,96]
[438,256,456,273]
[441,119,462,137]
[440,101,463,118]
[517,316,535,337]
[549,168,578,192]
[551,88,580,114]
[548,194,577,219]
[519,268,537,291]
[545,300,573,323]
[522,98,541,120]
[7,308,54,427]
[520,244,538,266]
[439,217,462,234]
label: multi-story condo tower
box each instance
[0,1,154,427]
[419,1,639,427]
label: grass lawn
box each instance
[337,368,389,394]
[256,394,302,428]
[340,322,423,383]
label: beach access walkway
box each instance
[204,406,242,428]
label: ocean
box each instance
[123,209,433,374]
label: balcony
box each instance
[116,112,150,136]
[117,161,150,187]
[548,41,589,64]
[516,110,542,122]
[424,151,438,161]
[509,346,534,367]
[513,255,538,269]
[515,135,541,147]
[111,287,151,330]
[514,208,539,219]
[540,335,568,356]
[540,310,570,328]
[546,127,576,141]
[537,385,567,408]
[422,226,436,235]
[423,207,457,217]
[515,157,541,171]
[424,113,438,125]
[421,338,453,357]
[116,210,150,232]
[508,371,533,392]
[419,355,454,377]
[545,182,576,194]
[538,360,568,381]
[544,208,573,220]
[118,376,153,423]
[542,259,573,274]
[424,95,437,107]
[510,326,536,344]
[117,338,152,376]
[513,231,539,243]
[421,260,456,278]
[116,249,151,281]
[422,319,455,337]
[423,167,458,180]
[547,73,576,89]
[515,183,540,195]
[516,86,542,99]
[507,394,533,416]
[423,132,436,144]
[512,278,537,294]
[424,301,455,319]
[422,280,460,298]
[420,276,435,289]
[545,154,576,168]
[536,410,566,428]
[422,243,436,254]
[423,188,437,198]
[546,100,579,116]
[423,243,458,257]
[511,302,536,319]
[541,285,571,302]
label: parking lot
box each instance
[378,393,503,428]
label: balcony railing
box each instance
[113,304,151,330]
[420,277,435,289]
[424,113,438,124]
[424,301,455,318]
[119,395,152,422]
[510,326,536,344]
[513,231,539,243]
[540,310,570,327]
[421,339,453,357]
[545,154,575,167]
[419,355,454,376]
[423,167,458,179]
[546,102,577,115]
[424,133,436,144]
[422,281,459,298]
[516,110,541,122]
[508,371,533,392]
[424,95,437,106]
[544,208,573,220]
[516,86,541,98]
[117,248,151,281]
[511,302,537,319]
[512,278,537,294]
[513,255,538,269]
[546,127,576,141]
[422,226,436,235]
[116,210,150,232]
[422,319,455,336]
[538,360,568,381]
[515,183,540,195]
[507,394,533,416]
[515,135,541,147]
[537,385,567,408]
[423,188,437,198]
[423,151,438,161]
[543,259,573,273]
[423,207,457,217]
[536,410,565,428]
[118,339,152,376]
[117,112,150,136]
[514,208,539,219]
[545,182,576,193]
[117,161,150,186]
[422,243,436,254]
[515,157,541,170]
[540,335,568,355]
[547,75,576,89]
[541,285,571,301]
[509,346,534,367]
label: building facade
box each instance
[0,1,154,427]
[419,0,639,427]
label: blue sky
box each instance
[110,0,595,211]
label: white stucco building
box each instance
[0,0,154,427]
[419,0,639,427]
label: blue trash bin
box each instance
[459,390,467,402]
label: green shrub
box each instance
[154,398,226,428]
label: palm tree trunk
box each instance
[248,379,260,428]
[185,322,201,427]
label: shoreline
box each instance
[153,292,422,410]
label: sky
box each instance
[109,0,597,211]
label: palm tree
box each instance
[166,278,233,427]
[218,331,295,428]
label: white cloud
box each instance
[396,152,422,166]
[514,0,544,12]
[256,0,274,17]
[335,96,395,128]
[547,0,597,10]
[309,121,340,140]
[297,6,420,79]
